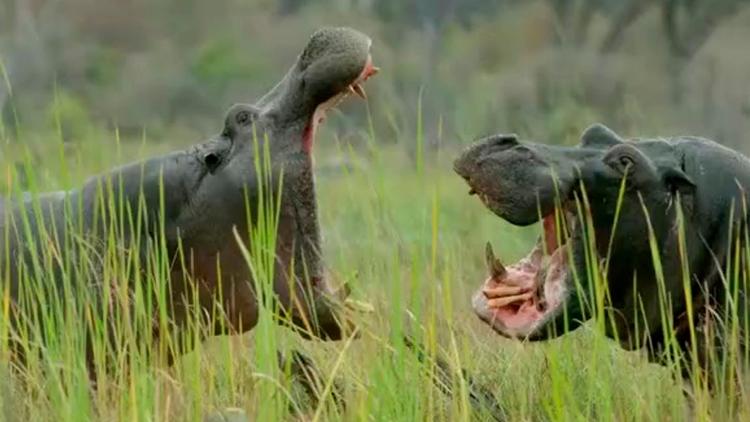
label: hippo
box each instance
[1,27,378,366]
[454,123,750,380]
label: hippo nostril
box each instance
[204,153,221,172]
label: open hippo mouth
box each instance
[472,210,577,340]
[452,133,597,340]
[302,45,379,152]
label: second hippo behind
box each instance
[454,124,750,376]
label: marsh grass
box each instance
[0,101,749,422]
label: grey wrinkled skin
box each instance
[1,27,373,365]
[454,133,601,226]
[455,123,750,379]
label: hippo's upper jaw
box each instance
[453,134,590,226]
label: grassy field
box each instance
[0,116,748,422]
[3,1,750,419]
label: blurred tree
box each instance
[277,0,308,15]
[599,0,652,52]
[547,0,648,50]
[661,0,746,63]
[549,0,748,57]
[661,0,748,103]
[550,0,748,112]
[372,0,507,83]
[373,0,506,29]
[0,0,57,135]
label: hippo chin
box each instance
[455,123,750,376]
[1,27,378,364]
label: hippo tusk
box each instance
[335,280,374,313]
[485,241,506,279]
[344,298,375,313]
[351,83,367,100]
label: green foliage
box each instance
[190,39,270,89]
[46,89,93,142]
[537,99,600,145]
[84,47,124,87]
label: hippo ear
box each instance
[580,123,624,149]
[663,167,696,196]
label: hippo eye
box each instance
[204,152,222,173]
[605,153,635,174]
[236,111,252,126]
[513,145,534,160]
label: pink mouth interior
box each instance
[302,55,377,153]
[477,214,570,337]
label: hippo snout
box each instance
[453,133,520,180]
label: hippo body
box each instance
[1,27,377,364]
[455,124,750,379]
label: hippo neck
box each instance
[256,65,314,126]
[282,155,324,281]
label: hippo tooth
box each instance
[485,241,506,278]
[352,83,367,100]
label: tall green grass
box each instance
[0,109,749,422]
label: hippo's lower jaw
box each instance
[472,211,577,340]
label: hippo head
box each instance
[156,27,377,341]
[454,124,699,346]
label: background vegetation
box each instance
[1,0,750,420]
